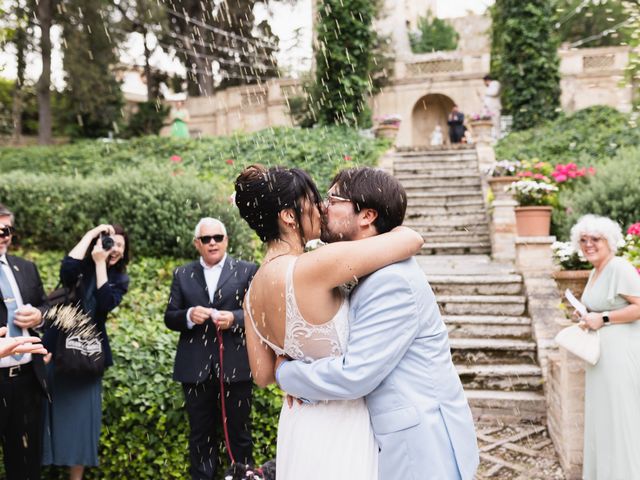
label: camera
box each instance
[100,232,114,250]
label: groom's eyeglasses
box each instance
[323,193,352,207]
[198,234,225,244]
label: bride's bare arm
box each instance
[244,304,276,388]
[297,226,424,289]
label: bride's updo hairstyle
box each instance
[235,164,322,243]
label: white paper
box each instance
[565,289,588,317]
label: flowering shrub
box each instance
[621,222,640,274]
[551,162,595,184]
[507,180,558,206]
[515,159,553,182]
[374,114,401,127]
[486,159,521,177]
[551,241,592,270]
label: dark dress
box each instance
[42,256,129,467]
[447,112,466,143]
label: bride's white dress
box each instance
[246,258,378,480]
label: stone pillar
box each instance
[515,236,556,276]
[475,139,496,174]
[547,348,585,480]
[490,198,517,261]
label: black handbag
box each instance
[47,274,106,378]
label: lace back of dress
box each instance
[283,258,348,362]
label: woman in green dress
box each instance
[170,101,190,138]
[571,214,640,480]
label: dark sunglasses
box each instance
[198,234,225,244]
[0,226,15,238]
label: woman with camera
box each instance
[42,224,130,480]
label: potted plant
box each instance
[485,160,521,200]
[469,109,493,140]
[551,241,593,308]
[507,180,558,236]
[373,114,401,140]
[620,222,640,275]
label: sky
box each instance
[0,0,493,91]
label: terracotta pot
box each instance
[514,206,552,236]
[553,269,592,311]
[488,176,516,201]
[373,124,400,140]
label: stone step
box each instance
[414,223,491,235]
[421,243,492,255]
[394,159,479,171]
[439,295,527,316]
[457,364,543,392]
[447,322,532,340]
[396,171,480,181]
[420,233,491,246]
[406,211,488,226]
[406,213,488,228]
[406,203,486,216]
[466,389,547,424]
[394,149,477,158]
[406,198,484,209]
[404,185,483,195]
[450,338,537,365]
[400,176,481,189]
[429,275,523,295]
[443,315,531,326]
[406,190,483,200]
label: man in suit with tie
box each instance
[0,203,50,480]
[164,217,258,480]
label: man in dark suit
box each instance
[447,104,466,144]
[0,203,49,480]
[165,217,258,480]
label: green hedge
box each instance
[5,250,281,479]
[495,106,640,165]
[0,167,258,260]
[0,126,387,192]
[553,146,640,239]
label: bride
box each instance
[234,165,423,479]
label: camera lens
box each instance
[101,234,114,250]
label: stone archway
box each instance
[411,93,456,147]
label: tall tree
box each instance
[60,0,125,137]
[313,0,379,127]
[165,0,279,96]
[555,0,631,48]
[36,0,56,144]
[10,1,31,143]
[490,0,561,130]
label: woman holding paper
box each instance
[571,215,640,480]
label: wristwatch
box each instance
[602,311,610,324]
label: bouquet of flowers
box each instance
[507,180,558,207]
[551,241,592,270]
[374,114,402,127]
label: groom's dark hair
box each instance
[331,167,407,234]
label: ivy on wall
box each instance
[490,0,561,130]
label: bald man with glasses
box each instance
[164,217,258,480]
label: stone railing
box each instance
[396,51,491,79]
[559,45,630,76]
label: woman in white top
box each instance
[234,165,423,480]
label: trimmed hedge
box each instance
[0,126,388,192]
[7,250,281,479]
[0,167,258,260]
[495,106,640,166]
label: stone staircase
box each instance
[393,148,491,255]
[393,148,546,425]
[418,256,546,424]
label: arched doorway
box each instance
[411,93,455,147]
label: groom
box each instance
[276,167,479,480]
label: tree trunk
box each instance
[36,0,53,145]
[11,21,27,144]
[143,31,153,102]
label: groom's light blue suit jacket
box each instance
[277,258,479,480]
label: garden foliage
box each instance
[409,11,458,53]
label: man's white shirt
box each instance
[185,254,227,329]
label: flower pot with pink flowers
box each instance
[373,114,401,140]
